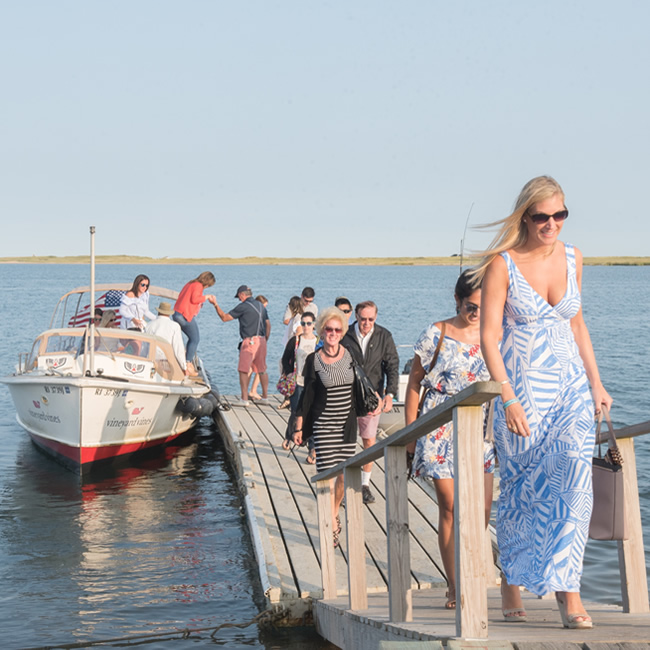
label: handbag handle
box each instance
[596,405,622,465]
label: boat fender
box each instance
[177,396,201,415]
[202,392,219,412]
[196,397,214,417]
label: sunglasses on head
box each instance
[527,209,569,224]
[323,326,342,334]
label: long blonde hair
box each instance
[471,176,565,282]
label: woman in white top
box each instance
[281,296,304,348]
[119,274,156,330]
[280,311,317,463]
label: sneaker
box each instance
[258,397,269,404]
[235,397,250,407]
[362,486,376,504]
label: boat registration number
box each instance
[94,388,128,397]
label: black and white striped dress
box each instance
[312,348,356,472]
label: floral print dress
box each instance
[412,323,495,480]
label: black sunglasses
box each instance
[300,320,314,326]
[527,209,569,224]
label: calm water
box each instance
[0,263,648,648]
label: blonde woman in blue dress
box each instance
[477,176,612,629]
[404,270,496,611]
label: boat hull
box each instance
[4,376,204,471]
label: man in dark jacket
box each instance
[341,300,399,504]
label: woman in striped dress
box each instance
[293,306,358,547]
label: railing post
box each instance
[385,445,412,622]
[316,478,336,599]
[344,466,368,610]
[453,405,488,638]
[617,437,650,613]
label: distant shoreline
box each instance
[0,255,649,266]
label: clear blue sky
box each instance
[1,1,648,258]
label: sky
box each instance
[1,1,648,259]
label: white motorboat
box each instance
[1,282,214,472]
[1,228,216,473]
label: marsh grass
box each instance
[0,255,648,266]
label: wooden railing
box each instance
[312,382,650,639]
[596,420,650,615]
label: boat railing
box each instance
[312,382,650,639]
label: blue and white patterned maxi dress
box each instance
[495,243,595,595]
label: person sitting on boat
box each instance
[95,310,121,352]
[213,285,271,406]
[119,274,156,331]
[171,271,217,376]
[145,302,188,376]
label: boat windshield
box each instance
[25,328,185,382]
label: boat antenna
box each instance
[459,202,474,273]
[89,226,96,376]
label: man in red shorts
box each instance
[213,285,271,406]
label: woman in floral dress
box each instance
[404,270,495,611]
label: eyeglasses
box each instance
[527,209,569,224]
[323,326,342,334]
[300,321,314,326]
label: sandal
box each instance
[281,439,291,451]
[501,576,527,622]
[306,449,316,465]
[445,591,456,610]
[556,593,592,629]
[333,527,340,548]
[335,515,341,534]
[249,393,261,401]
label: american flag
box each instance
[68,290,125,327]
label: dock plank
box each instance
[226,404,300,600]
[233,403,323,598]
[214,396,488,619]
[259,405,388,594]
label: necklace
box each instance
[321,344,340,359]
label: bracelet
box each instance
[294,429,302,432]
[503,398,520,409]
[500,380,510,385]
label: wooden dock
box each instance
[213,394,451,623]
[213,393,650,648]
